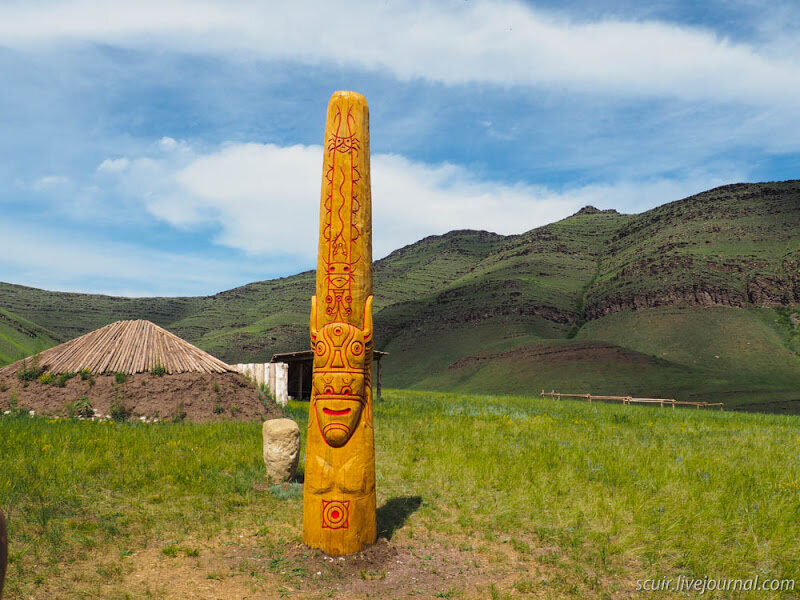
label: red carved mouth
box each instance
[322,407,352,416]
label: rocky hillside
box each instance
[585,182,800,318]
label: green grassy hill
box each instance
[1,180,799,409]
[0,282,202,341]
[0,308,61,366]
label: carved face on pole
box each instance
[310,297,373,448]
[303,91,377,556]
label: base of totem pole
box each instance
[303,490,377,556]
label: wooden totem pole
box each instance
[303,91,376,555]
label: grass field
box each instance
[1,390,799,598]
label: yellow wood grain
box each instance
[303,91,377,555]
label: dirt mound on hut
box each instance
[0,371,281,422]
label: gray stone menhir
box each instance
[0,509,7,600]
[262,419,300,483]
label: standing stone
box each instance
[262,419,300,483]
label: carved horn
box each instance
[310,296,319,342]
[362,295,373,342]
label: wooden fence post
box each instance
[542,390,725,412]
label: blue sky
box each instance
[0,0,798,296]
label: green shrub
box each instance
[171,402,187,423]
[114,372,128,385]
[151,363,166,377]
[38,372,53,385]
[268,483,302,501]
[258,383,287,416]
[55,372,77,387]
[6,390,25,416]
[110,400,132,422]
[78,368,96,387]
[66,397,94,419]
[17,356,43,381]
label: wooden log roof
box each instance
[0,319,232,375]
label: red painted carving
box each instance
[321,106,362,320]
[310,296,373,448]
[322,500,350,529]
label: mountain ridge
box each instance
[1,179,799,410]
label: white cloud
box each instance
[0,1,798,106]
[9,139,742,296]
[159,137,179,150]
[105,141,740,261]
[0,219,283,297]
[97,157,130,173]
[32,175,71,190]
[158,136,191,153]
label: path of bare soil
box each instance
[16,501,639,600]
[22,529,576,599]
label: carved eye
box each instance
[341,387,352,395]
[351,341,363,355]
[315,341,326,356]
[324,386,334,394]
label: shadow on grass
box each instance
[377,496,422,540]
